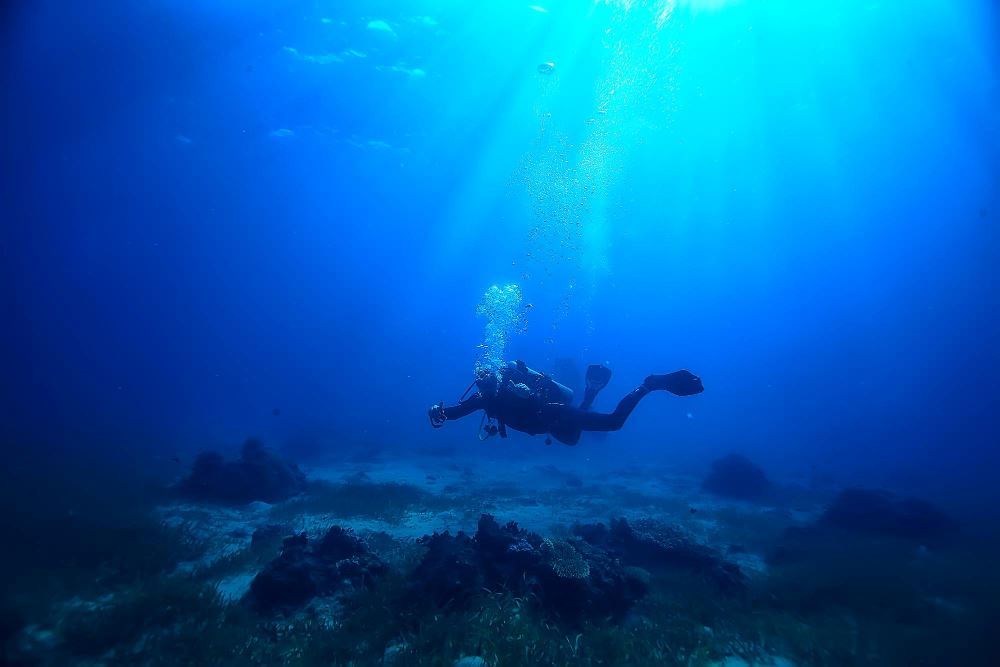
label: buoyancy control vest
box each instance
[472,360,571,438]
[475,360,574,409]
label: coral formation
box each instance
[702,453,771,500]
[541,538,590,579]
[574,518,746,594]
[407,515,647,622]
[819,488,959,543]
[176,438,307,504]
[245,526,387,614]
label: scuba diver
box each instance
[428,361,703,445]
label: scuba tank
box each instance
[473,360,574,405]
[501,360,574,405]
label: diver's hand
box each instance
[428,403,446,428]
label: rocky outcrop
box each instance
[819,488,959,543]
[408,515,648,623]
[770,488,960,567]
[245,526,387,614]
[244,515,744,621]
[176,438,306,504]
[573,518,746,594]
[702,453,771,501]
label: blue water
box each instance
[2,1,998,664]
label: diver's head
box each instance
[474,367,500,397]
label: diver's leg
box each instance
[544,371,703,437]
[540,394,638,437]
[577,386,649,432]
[550,422,582,445]
[577,371,703,432]
[538,404,583,445]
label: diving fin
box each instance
[644,370,704,396]
[585,364,613,394]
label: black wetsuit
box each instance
[437,368,702,446]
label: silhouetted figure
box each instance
[428,360,702,445]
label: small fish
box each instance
[170,456,181,464]
[272,408,281,416]
[476,343,490,349]
[537,62,555,75]
[689,507,698,514]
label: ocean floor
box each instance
[3,452,996,666]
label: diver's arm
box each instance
[443,394,487,420]
[428,394,487,428]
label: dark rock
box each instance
[572,521,611,545]
[769,489,960,569]
[819,488,959,543]
[175,438,306,504]
[318,526,366,561]
[245,526,387,614]
[410,531,481,607]
[408,515,646,623]
[574,518,746,594]
[702,453,771,500]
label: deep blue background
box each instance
[2,1,997,512]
